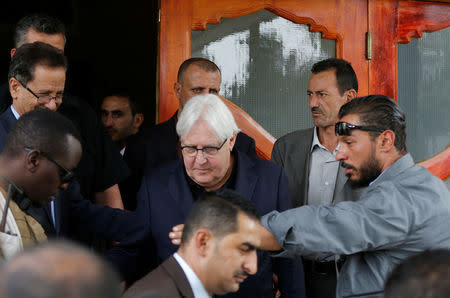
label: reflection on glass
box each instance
[398,28,450,162]
[192,9,335,138]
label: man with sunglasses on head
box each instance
[0,42,144,254]
[271,58,364,298]
[257,95,450,298]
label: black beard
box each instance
[343,156,382,188]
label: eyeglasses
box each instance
[15,77,63,104]
[180,139,227,157]
[335,121,385,136]
[24,147,74,183]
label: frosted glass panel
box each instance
[191,9,335,138]
[398,28,450,162]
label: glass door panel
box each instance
[191,9,335,138]
[398,28,450,163]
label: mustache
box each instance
[311,107,322,113]
[234,270,249,279]
[341,162,356,170]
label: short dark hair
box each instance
[177,57,221,83]
[8,41,68,85]
[384,249,450,298]
[311,58,358,95]
[0,240,121,298]
[3,109,81,160]
[102,88,142,116]
[181,189,260,245]
[14,13,66,48]
[338,95,407,153]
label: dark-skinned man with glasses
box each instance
[0,109,82,259]
[0,41,144,265]
[256,95,450,298]
[109,94,306,297]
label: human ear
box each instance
[133,113,144,129]
[194,229,213,257]
[174,82,182,101]
[9,78,21,100]
[378,130,395,152]
[228,133,237,151]
[345,89,357,102]
[25,149,41,173]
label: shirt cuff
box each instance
[261,210,295,258]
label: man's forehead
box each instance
[339,113,361,124]
[236,214,260,244]
[183,119,218,140]
[102,96,131,109]
[308,69,338,89]
[25,28,65,52]
[182,65,221,82]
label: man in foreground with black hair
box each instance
[124,190,261,298]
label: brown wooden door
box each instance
[158,0,450,180]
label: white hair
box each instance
[176,94,240,141]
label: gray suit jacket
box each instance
[271,128,362,207]
[123,256,195,298]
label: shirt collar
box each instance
[10,105,20,120]
[310,127,340,154]
[173,252,211,298]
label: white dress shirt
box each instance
[173,252,211,298]
[308,127,340,206]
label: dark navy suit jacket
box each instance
[0,107,144,243]
[113,151,306,298]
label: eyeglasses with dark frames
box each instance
[24,147,74,183]
[335,121,385,136]
[180,139,227,157]
[15,77,64,104]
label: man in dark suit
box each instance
[0,40,144,249]
[0,13,127,209]
[271,58,363,298]
[100,90,144,210]
[124,190,261,298]
[124,58,256,185]
[112,94,305,297]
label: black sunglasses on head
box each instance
[335,122,384,136]
[24,147,74,183]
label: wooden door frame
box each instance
[159,0,450,179]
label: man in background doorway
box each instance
[101,90,144,210]
[271,58,363,298]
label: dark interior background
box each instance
[0,0,158,128]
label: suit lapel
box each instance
[234,152,258,204]
[162,256,195,298]
[0,107,18,133]
[168,161,195,219]
[299,128,314,206]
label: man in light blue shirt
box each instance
[124,189,261,298]
[258,95,450,298]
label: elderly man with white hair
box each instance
[112,94,305,297]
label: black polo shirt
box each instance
[184,152,238,199]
